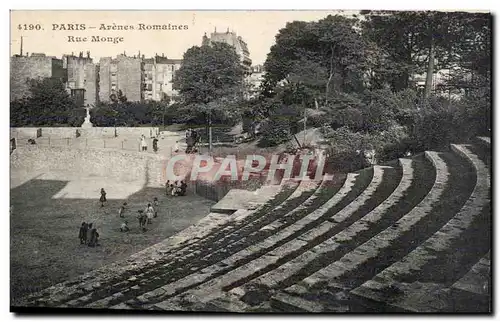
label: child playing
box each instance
[145,203,154,224]
[153,197,159,218]
[118,202,127,218]
[120,220,130,232]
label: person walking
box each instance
[100,188,107,207]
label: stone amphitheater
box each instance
[12,136,491,313]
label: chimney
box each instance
[87,51,90,58]
[226,27,229,33]
[162,53,164,57]
[20,36,23,56]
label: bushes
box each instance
[10,78,77,126]
[90,101,169,127]
[258,118,293,147]
[406,97,490,151]
[324,127,375,172]
[67,107,87,127]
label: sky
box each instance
[10,10,360,65]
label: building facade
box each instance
[247,64,265,98]
[98,54,143,102]
[99,53,182,103]
[63,52,98,106]
[202,29,252,73]
[10,53,65,101]
[142,54,182,102]
[11,51,182,104]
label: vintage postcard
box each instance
[9,9,491,313]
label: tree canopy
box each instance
[174,42,246,116]
[11,77,78,126]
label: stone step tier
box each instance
[13,138,491,313]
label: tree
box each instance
[361,10,491,98]
[262,15,366,107]
[10,77,77,126]
[173,42,246,152]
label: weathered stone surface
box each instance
[270,292,323,312]
[453,253,490,296]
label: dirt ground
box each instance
[10,176,215,302]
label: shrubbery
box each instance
[11,78,77,127]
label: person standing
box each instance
[165,180,171,196]
[118,202,127,218]
[88,225,99,247]
[174,141,179,153]
[100,188,107,207]
[137,210,145,230]
[145,203,154,224]
[153,197,159,218]
[140,135,148,152]
[153,137,159,153]
[86,223,93,245]
[180,181,187,196]
[79,222,88,244]
[141,212,148,232]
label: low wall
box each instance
[10,128,41,139]
[40,127,77,138]
[10,127,161,139]
[11,145,163,184]
[78,127,160,138]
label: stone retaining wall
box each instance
[11,145,163,185]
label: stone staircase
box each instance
[13,138,491,313]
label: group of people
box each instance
[78,222,100,247]
[166,180,187,196]
[140,134,160,153]
[118,197,159,233]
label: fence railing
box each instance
[14,137,166,155]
